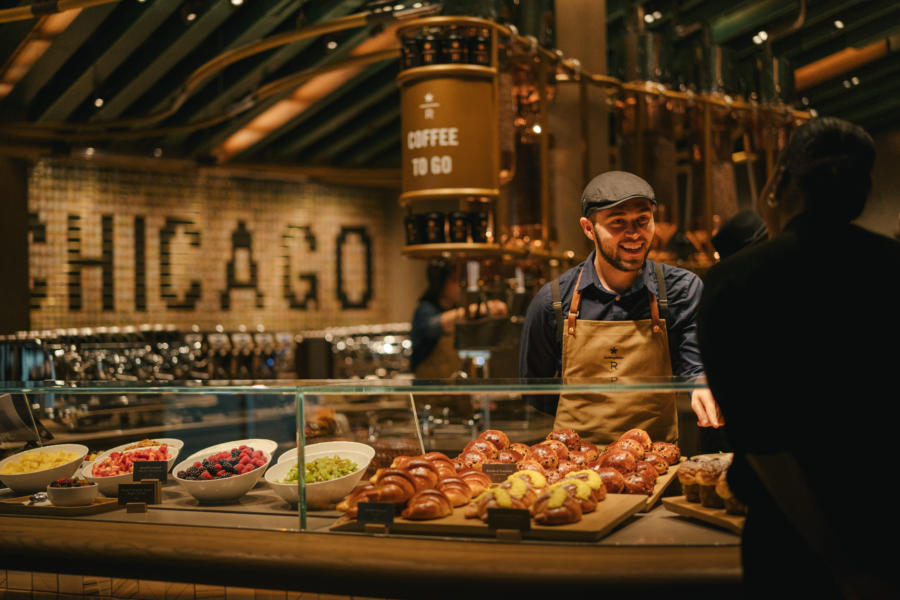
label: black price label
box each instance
[482,462,517,483]
[117,482,158,505]
[132,461,168,483]
[486,508,531,531]
[356,502,395,527]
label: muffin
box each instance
[696,457,730,509]
[676,459,702,502]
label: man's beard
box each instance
[596,237,648,272]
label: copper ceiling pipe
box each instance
[794,40,890,92]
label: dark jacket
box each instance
[698,214,900,599]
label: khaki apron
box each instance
[414,332,463,380]
[553,266,679,446]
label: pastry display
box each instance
[334,427,677,525]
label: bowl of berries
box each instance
[85,440,182,497]
[173,439,277,503]
[46,477,99,507]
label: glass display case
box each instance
[0,377,735,540]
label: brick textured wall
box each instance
[27,160,394,331]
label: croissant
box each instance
[390,455,415,469]
[464,439,499,460]
[531,486,583,525]
[598,450,637,473]
[619,428,652,451]
[546,428,581,451]
[623,471,655,495]
[590,465,625,494]
[464,487,528,521]
[457,468,492,496]
[336,483,379,517]
[477,429,510,450]
[422,452,458,480]
[437,476,473,507]
[405,458,440,491]
[371,468,418,504]
[401,489,453,520]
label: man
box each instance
[519,170,722,445]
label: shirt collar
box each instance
[579,251,656,297]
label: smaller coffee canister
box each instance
[448,211,470,243]
[470,211,490,243]
[423,211,445,243]
[404,214,424,245]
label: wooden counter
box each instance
[0,506,742,599]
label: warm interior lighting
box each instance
[0,9,81,100]
[216,24,400,161]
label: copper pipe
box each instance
[794,40,889,91]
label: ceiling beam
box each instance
[88,0,238,122]
[341,121,400,167]
[305,103,401,165]
[1,0,117,111]
[154,0,368,152]
[264,75,398,159]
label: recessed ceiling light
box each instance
[758,30,768,41]
[532,124,542,134]
[843,79,852,88]
[652,11,661,19]
[84,147,95,156]
[93,97,104,108]
[153,147,163,158]
[186,12,197,22]
[851,76,860,85]
[231,0,243,5]
[644,13,654,23]
[326,40,338,50]
[752,35,762,45]
[834,19,845,29]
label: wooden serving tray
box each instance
[639,465,680,512]
[331,493,646,542]
[0,496,122,516]
[661,496,745,534]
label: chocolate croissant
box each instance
[464,439,499,460]
[536,439,569,460]
[641,452,669,475]
[577,441,600,463]
[531,486,583,525]
[528,444,559,470]
[401,489,453,520]
[457,448,488,471]
[650,442,681,465]
[610,438,645,460]
[546,428,582,451]
[623,471,655,495]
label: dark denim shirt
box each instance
[519,252,705,411]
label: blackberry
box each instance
[231,448,241,457]
[206,465,218,475]
[187,466,201,477]
[223,463,238,474]
[177,470,187,478]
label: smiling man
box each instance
[519,170,722,446]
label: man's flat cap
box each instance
[581,171,656,217]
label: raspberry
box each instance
[200,471,213,480]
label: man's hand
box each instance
[691,387,724,428]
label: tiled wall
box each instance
[0,568,394,599]
[26,160,396,332]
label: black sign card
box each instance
[356,502,395,527]
[132,461,168,483]
[486,507,531,532]
[482,462,517,483]
[117,482,158,505]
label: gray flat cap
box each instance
[581,171,656,216]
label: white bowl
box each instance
[264,461,301,506]
[46,481,99,506]
[276,441,375,509]
[85,441,183,497]
[172,439,276,503]
[0,444,88,494]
